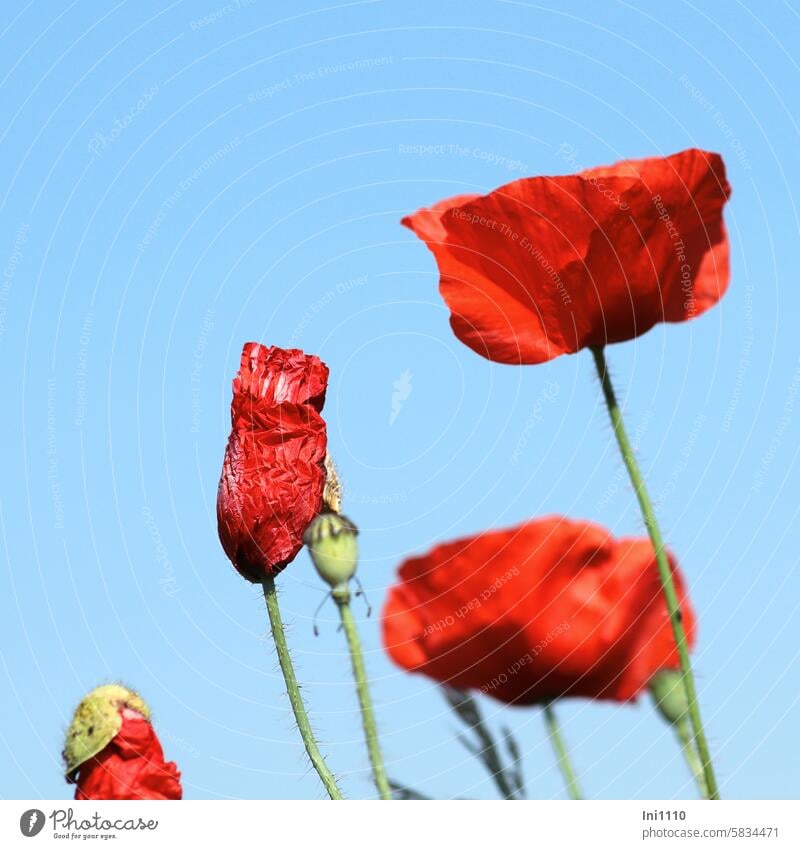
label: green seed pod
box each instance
[63,684,150,779]
[304,512,358,590]
[649,670,689,726]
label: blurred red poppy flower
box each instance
[217,343,329,582]
[382,517,696,704]
[73,708,182,800]
[402,148,730,364]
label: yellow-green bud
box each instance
[649,670,689,726]
[304,513,358,590]
[63,684,150,779]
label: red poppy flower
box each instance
[73,709,182,800]
[402,148,730,364]
[217,342,329,582]
[382,517,696,704]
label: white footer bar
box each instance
[3,800,798,848]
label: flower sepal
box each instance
[63,684,150,780]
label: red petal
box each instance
[217,343,329,581]
[75,712,182,801]
[402,149,730,364]
[382,516,696,704]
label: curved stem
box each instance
[262,577,343,800]
[333,588,392,799]
[543,702,582,800]
[675,717,707,798]
[591,346,719,800]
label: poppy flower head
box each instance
[382,517,696,705]
[217,343,330,582]
[64,685,182,801]
[402,148,730,364]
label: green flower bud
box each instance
[304,513,358,590]
[63,684,150,779]
[649,670,689,726]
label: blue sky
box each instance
[1,0,799,800]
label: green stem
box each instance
[262,577,343,800]
[591,346,719,800]
[444,687,521,799]
[675,717,707,798]
[543,702,582,800]
[333,587,392,800]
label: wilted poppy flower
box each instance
[382,517,696,704]
[402,148,730,364]
[218,342,329,582]
[64,684,182,800]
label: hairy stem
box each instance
[262,577,343,800]
[675,717,708,798]
[591,346,719,800]
[333,588,392,799]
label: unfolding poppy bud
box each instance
[63,684,150,778]
[217,343,330,582]
[304,512,359,590]
[64,684,182,800]
[650,669,690,726]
